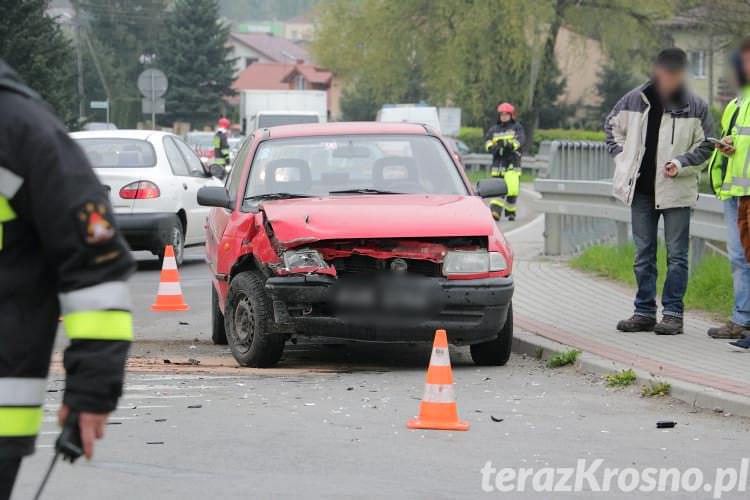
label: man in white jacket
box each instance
[604,48,714,335]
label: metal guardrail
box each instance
[533,141,727,267]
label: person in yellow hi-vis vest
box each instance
[708,39,750,352]
[0,59,135,498]
[483,102,525,221]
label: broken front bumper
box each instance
[265,274,514,344]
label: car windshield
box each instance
[76,138,156,168]
[257,114,319,128]
[244,134,467,204]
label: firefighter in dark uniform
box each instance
[213,117,231,170]
[484,102,525,221]
[0,60,135,498]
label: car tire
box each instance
[159,217,185,267]
[224,271,285,367]
[211,285,228,345]
[470,303,513,366]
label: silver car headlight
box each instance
[443,250,507,276]
[282,249,327,271]
[489,251,507,272]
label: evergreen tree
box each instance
[594,61,640,124]
[158,0,236,127]
[0,0,76,126]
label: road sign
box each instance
[142,98,165,114]
[138,68,168,129]
[137,68,168,98]
[90,100,108,109]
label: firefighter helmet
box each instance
[497,102,515,118]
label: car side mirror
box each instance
[476,177,508,198]
[197,186,232,209]
[209,164,226,180]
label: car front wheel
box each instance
[224,271,285,367]
[470,303,513,366]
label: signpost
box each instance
[90,100,110,124]
[137,68,168,129]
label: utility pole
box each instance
[73,5,85,123]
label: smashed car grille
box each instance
[330,254,442,277]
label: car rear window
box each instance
[76,138,156,168]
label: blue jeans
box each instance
[724,198,750,326]
[631,192,691,318]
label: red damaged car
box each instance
[198,122,514,367]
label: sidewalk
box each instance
[506,215,750,416]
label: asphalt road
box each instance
[14,354,750,499]
[23,190,747,499]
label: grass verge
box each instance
[570,243,733,319]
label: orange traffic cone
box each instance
[407,329,469,431]
[151,245,189,311]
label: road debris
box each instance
[656,421,676,429]
[490,416,504,423]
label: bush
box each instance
[533,128,606,153]
[463,126,605,155]
[458,127,485,153]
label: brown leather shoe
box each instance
[616,314,656,332]
[707,322,750,339]
[654,316,684,335]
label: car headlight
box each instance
[443,251,507,276]
[489,252,507,272]
[282,249,327,271]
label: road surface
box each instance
[17,191,748,499]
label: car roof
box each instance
[261,121,432,140]
[70,129,173,141]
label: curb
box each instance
[512,329,750,419]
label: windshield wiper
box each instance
[329,188,403,195]
[244,192,313,201]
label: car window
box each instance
[76,138,156,168]
[174,138,206,177]
[243,134,467,209]
[226,138,251,194]
[163,137,190,176]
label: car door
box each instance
[205,138,251,274]
[162,136,197,240]
[173,137,218,245]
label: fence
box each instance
[533,141,726,268]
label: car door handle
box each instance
[182,183,188,190]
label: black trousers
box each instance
[0,457,21,500]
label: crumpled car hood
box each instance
[261,194,495,247]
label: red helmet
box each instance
[217,117,230,129]
[497,102,515,116]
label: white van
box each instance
[376,106,441,132]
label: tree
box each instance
[593,61,640,124]
[312,0,677,133]
[0,0,76,126]
[76,0,168,127]
[158,0,237,127]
